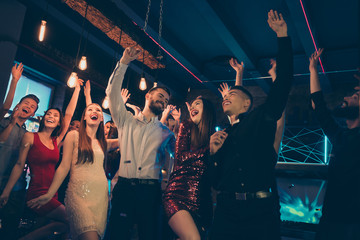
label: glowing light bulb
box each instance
[139,76,147,91]
[153,82,158,87]
[78,56,87,70]
[102,96,109,109]
[67,72,78,88]
[39,20,47,42]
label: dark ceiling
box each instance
[15,0,359,117]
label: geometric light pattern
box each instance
[278,127,332,165]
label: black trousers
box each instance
[0,189,26,240]
[210,193,281,240]
[108,178,162,240]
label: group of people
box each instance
[0,9,359,240]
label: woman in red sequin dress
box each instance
[163,96,216,239]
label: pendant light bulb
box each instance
[78,56,87,70]
[67,72,78,88]
[39,20,47,42]
[153,82,158,87]
[102,96,110,109]
[139,75,147,91]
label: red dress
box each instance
[26,133,61,215]
[163,121,213,230]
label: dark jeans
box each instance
[0,189,26,240]
[210,193,281,240]
[108,178,162,240]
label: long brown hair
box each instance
[38,108,64,137]
[190,97,216,148]
[76,104,107,165]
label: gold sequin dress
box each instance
[65,135,108,239]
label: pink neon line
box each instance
[132,21,203,83]
[299,0,325,73]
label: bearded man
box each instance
[309,49,360,240]
[106,47,175,240]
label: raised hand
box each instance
[309,48,324,72]
[267,10,287,37]
[120,47,142,65]
[229,58,244,73]
[210,130,228,155]
[268,59,277,82]
[218,82,230,98]
[84,80,91,96]
[11,62,23,83]
[121,89,131,103]
[171,107,181,122]
[75,78,84,91]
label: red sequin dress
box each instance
[163,121,213,229]
[26,133,61,215]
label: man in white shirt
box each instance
[106,47,175,240]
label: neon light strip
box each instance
[134,21,203,83]
[299,0,325,73]
[324,135,328,164]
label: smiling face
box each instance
[84,104,103,127]
[222,89,251,116]
[190,98,203,125]
[69,120,80,132]
[16,98,38,119]
[43,109,61,129]
[147,88,170,116]
[104,121,113,139]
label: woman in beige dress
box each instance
[28,103,119,240]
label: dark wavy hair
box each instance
[190,96,216,148]
[76,104,107,165]
[38,108,64,137]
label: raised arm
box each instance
[229,58,244,86]
[264,10,293,120]
[0,63,23,121]
[106,47,141,128]
[56,78,83,145]
[27,131,75,209]
[84,80,92,106]
[0,132,33,207]
[160,105,175,124]
[309,49,324,97]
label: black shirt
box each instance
[311,91,360,223]
[209,37,293,193]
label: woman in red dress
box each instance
[0,79,82,239]
[163,96,216,239]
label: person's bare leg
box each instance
[78,231,100,240]
[168,210,200,240]
[19,205,68,240]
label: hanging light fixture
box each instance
[78,56,87,70]
[38,20,47,42]
[153,82,158,87]
[67,72,78,88]
[139,73,147,91]
[102,96,110,109]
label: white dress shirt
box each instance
[106,62,175,180]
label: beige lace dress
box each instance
[65,134,108,239]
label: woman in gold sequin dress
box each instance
[29,104,119,240]
[163,96,216,239]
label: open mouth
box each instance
[46,119,55,123]
[191,110,199,117]
[222,100,231,107]
[22,108,29,114]
[90,114,98,120]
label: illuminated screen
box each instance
[277,177,326,224]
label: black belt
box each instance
[118,177,160,185]
[219,190,273,201]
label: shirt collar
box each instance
[227,112,248,125]
[137,112,159,123]
[5,116,27,129]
